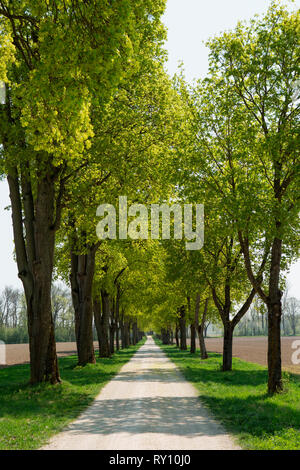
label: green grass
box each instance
[157,340,300,450]
[0,339,145,450]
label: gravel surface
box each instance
[42,336,240,450]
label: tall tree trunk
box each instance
[161,328,171,345]
[175,325,179,347]
[116,324,120,351]
[223,321,233,371]
[124,321,130,348]
[179,306,187,350]
[196,297,208,360]
[109,298,115,354]
[268,303,282,393]
[198,326,208,360]
[267,236,283,393]
[132,321,138,345]
[93,298,102,353]
[99,290,111,357]
[109,323,115,354]
[120,314,125,349]
[187,296,195,353]
[70,245,97,366]
[170,329,173,344]
[190,324,196,353]
[8,169,60,384]
[115,288,120,351]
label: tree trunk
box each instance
[99,290,111,357]
[93,298,102,353]
[200,298,208,359]
[175,325,179,347]
[179,306,187,350]
[124,320,130,348]
[195,296,208,360]
[223,322,233,371]
[267,236,283,394]
[116,324,120,351]
[120,315,125,349]
[70,245,97,366]
[267,303,282,393]
[109,323,115,354]
[238,227,283,393]
[190,323,196,353]
[198,325,208,360]
[115,288,120,351]
[109,298,115,354]
[132,321,138,345]
[161,328,171,345]
[8,169,61,384]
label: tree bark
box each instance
[132,320,138,345]
[99,289,111,357]
[175,325,179,347]
[124,320,130,348]
[223,321,233,371]
[161,328,171,345]
[120,314,125,349]
[190,323,196,353]
[8,167,61,384]
[70,244,97,366]
[115,288,120,351]
[179,306,187,350]
[109,323,115,354]
[109,298,115,354]
[197,297,208,360]
[93,298,102,353]
[267,236,283,393]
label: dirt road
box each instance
[42,337,240,450]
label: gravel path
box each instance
[42,336,240,450]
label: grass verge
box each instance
[156,340,300,450]
[0,338,145,450]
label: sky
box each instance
[0,0,299,299]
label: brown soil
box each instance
[2,337,300,375]
[1,341,99,368]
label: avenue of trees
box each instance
[0,1,299,394]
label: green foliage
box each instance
[0,326,28,344]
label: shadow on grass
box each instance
[160,343,300,448]
[0,343,142,425]
[163,347,269,387]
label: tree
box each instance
[206,2,300,392]
[0,0,168,383]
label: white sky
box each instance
[0,0,299,299]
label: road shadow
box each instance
[65,395,226,437]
